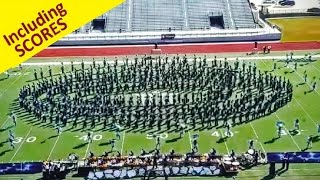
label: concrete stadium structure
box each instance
[54,0,281,46]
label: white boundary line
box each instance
[10,127,33,162]
[219,129,230,154]
[47,134,61,160]
[120,131,126,155]
[249,122,267,154]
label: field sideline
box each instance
[1,51,320,179]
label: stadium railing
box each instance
[61,28,280,41]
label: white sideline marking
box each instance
[220,129,230,154]
[10,127,33,162]
[120,131,126,155]
[249,122,267,154]
[47,134,61,160]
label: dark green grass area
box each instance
[0,54,320,179]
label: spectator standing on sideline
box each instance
[267,45,272,53]
[263,46,266,54]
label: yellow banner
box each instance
[0,0,124,73]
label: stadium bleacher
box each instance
[76,0,256,34]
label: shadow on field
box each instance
[304,89,314,94]
[264,137,280,144]
[0,149,12,157]
[296,82,306,87]
[73,142,88,149]
[0,125,14,133]
[261,174,275,180]
[166,136,180,143]
[0,77,9,82]
[216,136,228,144]
[0,140,8,148]
[289,130,299,136]
[312,135,320,143]
[99,140,113,146]
[48,135,58,139]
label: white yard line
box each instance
[83,133,93,159]
[288,66,320,96]
[120,131,126,155]
[250,123,259,139]
[0,66,31,98]
[260,58,302,151]
[10,127,33,162]
[0,117,10,129]
[292,97,318,127]
[47,134,61,160]
[188,131,193,150]
[260,58,318,127]
[219,129,230,154]
[249,122,267,154]
[311,64,320,74]
[274,113,301,151]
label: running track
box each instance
[35,41,320,57]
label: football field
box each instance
[0,52,320,178]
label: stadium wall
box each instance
[52,33,281,46]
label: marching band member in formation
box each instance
[306,135,312,149]
[294,118,300,131]
[87,131,93,143]
[16,55,295,155]
[10,111,17,127]
[248,139,254,150]
[276,120,284,138]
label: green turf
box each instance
[0,54,320,179]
